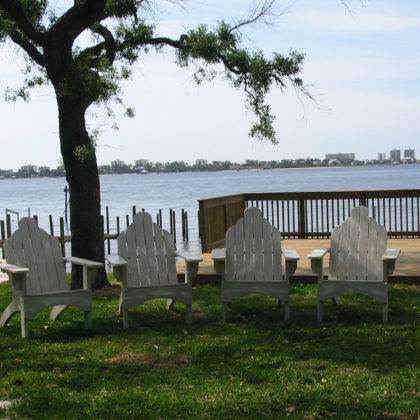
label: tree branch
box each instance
[10,30,44,66]
[91,23,117,64]
[148,35,189,50]
[0,0,45,45]
[48,0,107,44]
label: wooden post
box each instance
[59,217,65,256]
[185,211,189,241]
[298,198,306,239]
[169,209,173,235]
[1,220,5,258]
[159,209,163,227]
[49,215,54,236]
[182,209,186,240]
[64,185,69,225]
[106,206,110,254]
[172,210,176,245]
[126,215,130,228]
[34,215,38,224]
[116,216,120,235]
[132,206,136,221]
[6,214,11,238]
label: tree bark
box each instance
[57,96,109,289]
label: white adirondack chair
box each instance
[0,217,103,338]
[212,207,299,321]
[106,211,202,329]
[308,206,400,323]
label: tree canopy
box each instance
[0,0,308,145]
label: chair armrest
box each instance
[0,263,30,293]
[382,248,400,279]
[307,248,330,281]
[174,251,203,263]
[64,257,103,268]
[0,263,29,274]
[282,248,300,261]
[211,248,226,261]
[105,254,128,267]
[307,247,330,260]
[382,248,400,261]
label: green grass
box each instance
[0,281,419,419]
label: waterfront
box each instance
[1,164,420,252]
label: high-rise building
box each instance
[404,149,415,159]
[390,149,401,162]
[377,152,386,161]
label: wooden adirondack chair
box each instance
[0,217,103,338]
[106,211,202,329]
[212,207,299,321]
[308,206,400,323]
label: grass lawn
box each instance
[0,280,418,419]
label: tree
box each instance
[0,0,309,288]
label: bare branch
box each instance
[230,0,286,33]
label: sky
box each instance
[0,0,419,171]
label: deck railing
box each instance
[198,189,420,252]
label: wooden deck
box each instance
[177,238,420,284]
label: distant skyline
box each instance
[1,0,419,171]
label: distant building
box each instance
[38,166,51,176]
[390,149,401,163]
[325,153,355,163]
[195,159,208,166]
[404,149,415,159]
[377,152,386,161]
[110,160,126,168]
[135,159,149,167]
[19,164,38,177]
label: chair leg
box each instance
[20,314,29,339]
[0,301,19,327]
[118,294,123,314]
[317,301,323,322]
[185,304,192,325]
[284,301,290,321]
[83,310,92,330]
[221,302,227,322]
[382,302,388,323]
[122,307,129,329]
[166,299,175,310]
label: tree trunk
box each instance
[57,96,109,289]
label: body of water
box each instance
[1,164,419,253]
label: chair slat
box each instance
[272,228,282,280]
[244,209,255,281]
[253,211,263,281]
[225,222,236,281]
[142,212,159,286]
[163,230,178,285]
[356,208,369,280]
[125,223,141,287]
[337,219,350,280]
[262,219,273,281]
[153,223,169,285]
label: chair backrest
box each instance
[4,217,69,296]
[329,206,387,281]
[117,211,178,287]
[225,207,283,281]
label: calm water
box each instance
[1,164,419,252]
